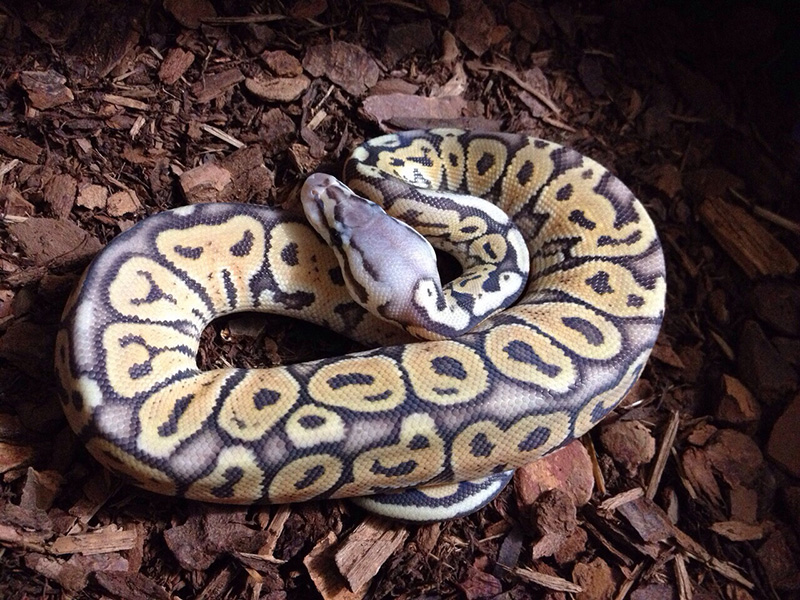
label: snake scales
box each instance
[55,129,666,521]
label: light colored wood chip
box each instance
[101,94,149,111]
[200,124,245,148]
[710,521,765,542]
[699,196,798,278]
[599,487,644,512]
[304,531,367,600]
[510,566,582,593]
[675,552,693,600]
[258,504,291,558]
[50,528,138,555]
[647,410,681,499]
[335,515,408,592]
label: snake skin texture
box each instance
[55,129,666,521]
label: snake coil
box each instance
[55,130,665,521]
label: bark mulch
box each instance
[1,1,799,599]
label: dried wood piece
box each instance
[158,47,195,85]
[163,0,217,28]
[258,504,291,558]
[0,441,35,474]
[246,74,310,102]
[672,527,754,589]
[572,557,616,600]
[455,1,496,56]
[599,420,656,476]
[468,60,560,115]
[599,488,644,513]
[304,531,367,600]
[680,447,721,504]
[459,563,502,599]
[289,0,328,19]
[77,183,108,210]
[362,93,467,126]
[529,488,577,559]
[0,133,43,163]
[515,439,595,508]
[180,163,232,203]
[303,41,380,96]
[716,375,760,429]
[50,528,137,555]
[8,218,102,266]
[19,70,74,109]
[43,173,77,219]
[767,393,800,477]
[673,553,692,600]
[710,520,765,542]
[20,468,63,511]
[107,189,141,216]
[646,410,680,500]
[262,50,303,76]
[101,94,149,111]
[1,185,34,220]
[737,320,798,405]
[509,565,582,593]
[192,68,245,103]
[699,196,798,278]
[335,515,408,592]
[616,496,674,544]
[195,565,238,600]
[94,570,171,600]
[751,280,800,336]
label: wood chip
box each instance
[362,93,467,125]
[510,565,582,593]
[107,189,141,216]
[467,60,561,115]
[77,183,109,210]
[0,441,35,474]
[599,420,656,476]
[43,173,77,219]
[8,217,102,266]
[246,74,310,102]
[716,375,760,429]
[261,50,303,77]
[0,133,43,163]
[767,393,800,477]
[163,0,216,28]
[50,528,138,555]
[200,124,245,148]
[454,1,496,56]
[646,410,680,499]
[158,47,194,85]
[515,439,595,508]
[304,532,367,600]
[101,94,149,111]
[179,163,232,203]
[303,41,380,96]
[19,70,74,109]
[573,557,616,600]
[192,68,245,103]
[599,487,644,513]
[335,515,408,592]
[94,570,171,600]
[710,520,765,542]
[699,195,798,278]
[616,496,674,544]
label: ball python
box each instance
[55,129,666,521]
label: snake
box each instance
[54,129,666,521]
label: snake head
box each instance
[301,173,443,333]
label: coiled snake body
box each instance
[55,130,665,521]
